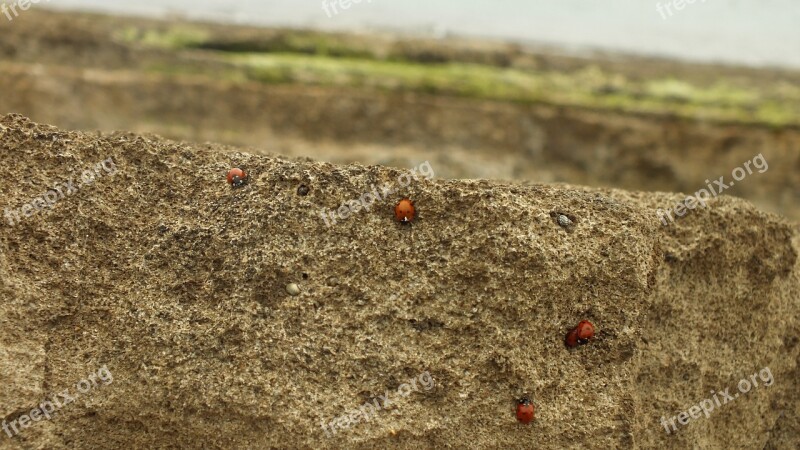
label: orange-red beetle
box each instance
[565,328,580,348]
[227,168,247,187]
[576,320,595,342]
[394,198,415,224]
[516,397,535,424]
[565,320,595,348]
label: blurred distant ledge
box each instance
[2,8,800,128]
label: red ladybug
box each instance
[394,198,415,224]
[227,168,247,187]
[565,328,580,348]
[516,397,535,424]
[565,320,595,348]
[575,320,595,343]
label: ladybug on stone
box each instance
[516,396,535,424]
[565,320,595,348]
[394,198,416,224]
[227,168,248,188]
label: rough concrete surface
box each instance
[0,115,797,449]
[1,10,799,222]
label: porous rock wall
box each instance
[0,115,797,449]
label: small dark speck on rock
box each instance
[297,184,310,196]
[409,318,444,332]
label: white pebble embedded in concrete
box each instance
[286,283,301,296]
[557,214,573,228]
